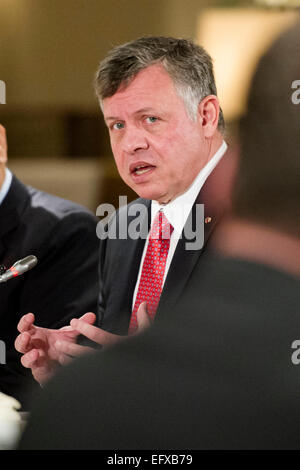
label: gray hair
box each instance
[94,36,225,132]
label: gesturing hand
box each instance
[55,301,152,358]
[15,303,152,385]
[15,312,97,385]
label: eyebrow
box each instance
[104,107,158,122]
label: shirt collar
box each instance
[0,167,12,206]
[151,140,228,236]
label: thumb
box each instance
[61,312,97,335]
[136,302,152,332]
[78,312,97,325]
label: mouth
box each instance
[130,162,156,177]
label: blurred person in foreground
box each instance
[18,23,300,449]
[15,37,235,385]
[0,125,99,409]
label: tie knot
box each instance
[150,210,174,240]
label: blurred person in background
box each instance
[19,23,300,449]
[0,124,99,410]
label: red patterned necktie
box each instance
[128,210,174,335]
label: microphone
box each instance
[0,256,38,283]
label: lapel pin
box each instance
[205,217,212,224]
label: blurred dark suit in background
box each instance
[0,126,99,409]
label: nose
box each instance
[122,124,149,154]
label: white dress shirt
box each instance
[0,168,12,206]
[132,140,228,309]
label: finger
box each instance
[14,331,32,354]
[55,340,95,357]
[61,312,97,334]
[136,302,152,332]
[17,313,35,333]
[78,312,97,324]
[20,349,40,369]
[70,319,121,346]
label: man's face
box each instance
[102,64,209,203]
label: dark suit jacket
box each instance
[0,175,99,408]
[98,150,232,335]
[18,253,300,449]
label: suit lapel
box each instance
[0,176,30,262]
[156,201,210,319]
[156,148,232,319]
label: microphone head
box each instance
[0,255,38,282]
[12,255,38,274]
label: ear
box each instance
[0,125,8,164]
[197,95,220,138]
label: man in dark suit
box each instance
[0,125,99,408]
[15,38,234,383]
[18,24,300,449]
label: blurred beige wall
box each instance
[0,0,206,109]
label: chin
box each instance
[133,187,165,202]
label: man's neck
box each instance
[213,217,300,278]
[210,133,224,158]
[157,133,226,206]
[201,132,224,168]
